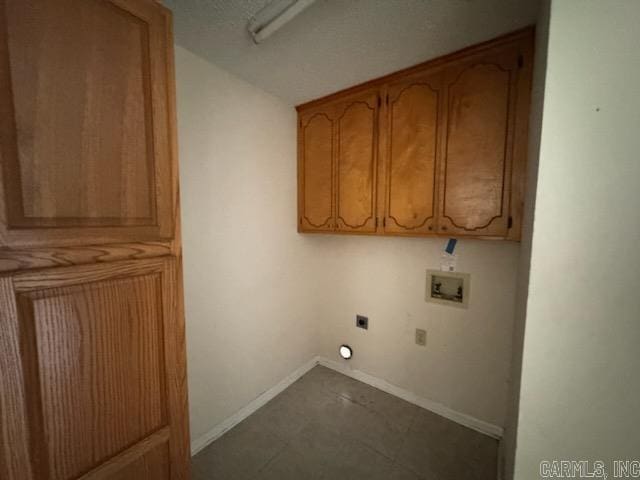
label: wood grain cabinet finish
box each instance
[298,106,335,231]
[297,28,533,240]
[0,258,187,480]
[0,1,190,479]
[335,91,379,233]
[437,42,522,237]
[0,0,176,248]
[298,90,380,233]
[383,70,443,235]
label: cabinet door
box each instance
[0,258,188,480]
[335,91,379,233]
[437,43,521,237]
[383,72,442,235]
[0,0,175,247]
[298,108,335,231]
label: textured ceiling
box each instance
[164,0,540,105]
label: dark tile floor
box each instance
[191,366,498,480]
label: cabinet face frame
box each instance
[296,27,534,240]
[0,0,177,248]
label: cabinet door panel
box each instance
[0,258,186,480]
[0,0,175,246]
[299,112,334,231]
[438,47,519,236]
[385,75,441,234]
[336,94,378,232]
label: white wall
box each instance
[314,236,520,429]
[175,46,324,443]
[514,1,640,477]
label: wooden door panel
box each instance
[0,257,185,480]
[79,429,171,480]
[336,94,378,232]
[5,0,154,224]
[18,276,166,479]
[105,438,170,480]
[0,0,175,246]
[439,47,519,236]
[299,112,334,231]
[385,76,441,234]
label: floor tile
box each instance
[330,375,421,432]
[289,420,346,464]
[257,420,346,478]
[320,436,395,480]
[395,409,498,480]
[191,416,286,480]
[248,393,311,442]
[192,366,498,480]
[312,392,408,460]
[387,462,428,480]
[273,372,338,419]
[255,444,324,480]
[303,366,420,434]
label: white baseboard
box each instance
[190,356,321,455]
[317,357,503,439]
[191,355,503,456]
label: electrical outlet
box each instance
[356,315,368,330]
[415,328,427,346]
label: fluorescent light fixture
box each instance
[339,345,353,360]
[248,0,316,44]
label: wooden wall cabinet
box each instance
[297,28,534,240]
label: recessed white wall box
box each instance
[426,270,470,309]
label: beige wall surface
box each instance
[175,44,522,445]
[514,1,640,477]
[313,236,520,429]
[175,46,324,443]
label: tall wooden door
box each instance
[382,70,443,235]
[335,90,379,233]
[437,42,525,237]
[298,105,335,232]
[0,1,190,479]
